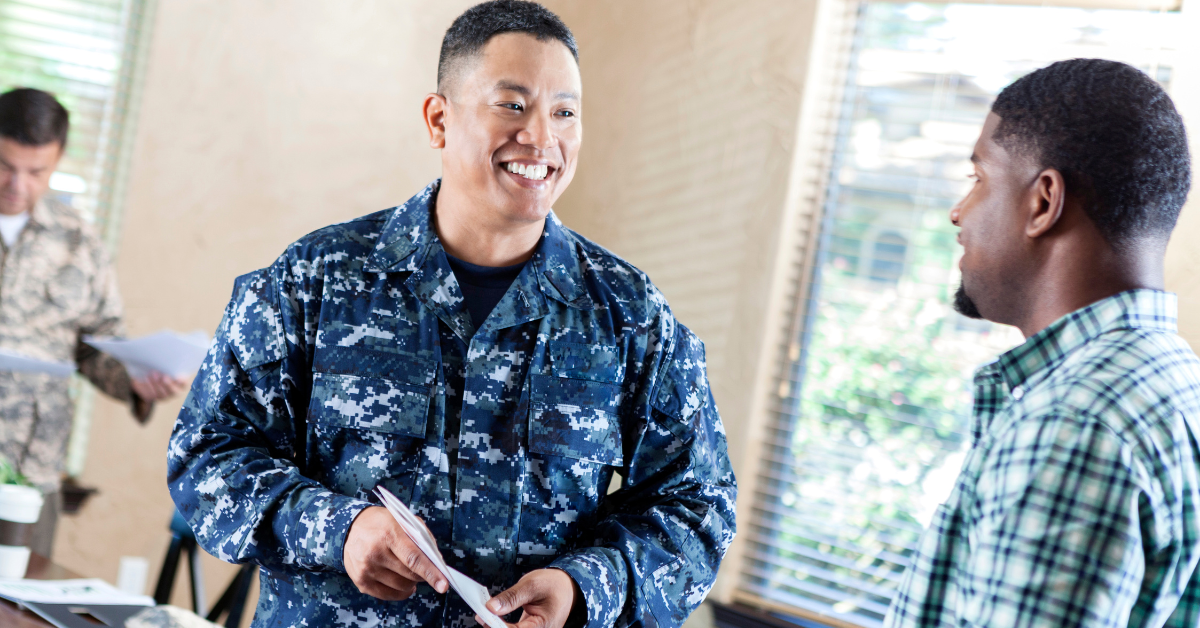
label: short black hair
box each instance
[991,58,1191,249]
[0,88,69,148]
[438,0,578,93]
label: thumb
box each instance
[487,577,539,615]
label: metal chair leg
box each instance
[153,533,185,605]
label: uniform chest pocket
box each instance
[309,373,432,437]
[528,374,623,467]
[309,347,436,438]
[44,267,89,315]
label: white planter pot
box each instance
[0,544,30,579]
[0,485,43,524]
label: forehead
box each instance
[466,32,581,94]
[972,112,1014,167]
[0,137,61,165]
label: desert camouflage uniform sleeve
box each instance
[72,230,145,418]
[167,260,372,571]
[550,314,738,628]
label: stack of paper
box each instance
[0,578,154,606]
[374,487,507,628]
[0,578,154,628]
[84,330,210,379]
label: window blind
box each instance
[0,0,155,478]
[0,0,152,244]
[738,3,1184,627]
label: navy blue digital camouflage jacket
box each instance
[168,181,737,628]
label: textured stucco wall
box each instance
[543,0,825,602]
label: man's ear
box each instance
[1026,167,1066,239]
[423,93,448,149]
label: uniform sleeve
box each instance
[957,412,1149,627]
[167,262,372,571]
[72,235,143,417]
[549,315,738,628]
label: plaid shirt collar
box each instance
[971,289,1177,442]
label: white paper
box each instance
[0,349,74,377]
[374,487,507,628]
[0,578,154,606]
[83,330,210,379]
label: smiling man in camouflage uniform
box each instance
[168,2,737,627]
[0,88,185,557]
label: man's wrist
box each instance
[550,567,587,628]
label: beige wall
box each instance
[544,0,831,602]
[55,0,476,613]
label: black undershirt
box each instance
[445,253,526,330]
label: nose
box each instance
[949,200,962,227]
[516,113,555,151]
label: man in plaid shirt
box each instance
[885,60,1199,627]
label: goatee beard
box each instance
[953,282,983,319]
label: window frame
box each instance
[718,0,1199,626]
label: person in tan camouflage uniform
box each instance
[0,88,184,557]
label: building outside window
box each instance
[739,3,1185,626]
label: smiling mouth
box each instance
[502,162,551,181]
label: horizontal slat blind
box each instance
[740,3,1184,627]
[0,0,147,238]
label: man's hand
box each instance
[483,568,584,628]
[130,371,187,402]
[344,506,448,601]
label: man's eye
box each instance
[556,110,575,118]
[500,103,523,111]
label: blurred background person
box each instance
[0,87,185,558]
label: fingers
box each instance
[132,372,190,401]
[388,533,448,593]
[355,571,417,601]
[487,576,539,616]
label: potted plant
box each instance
[0,456,43,579]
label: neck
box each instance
[433,178,544,267]
[1012,240,1163,338]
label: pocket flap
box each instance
[310,372,431,438]
[548,342,622,383]
[314,346,436,388]
[529,374,623,466]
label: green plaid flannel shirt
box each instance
[886,290,1200,628]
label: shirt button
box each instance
[1012,386,1024,400]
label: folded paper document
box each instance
[0,349,74,377]
[0,578,154,628]
[83,330,210,379]
[0,577,154,606]
[374,487,507,628]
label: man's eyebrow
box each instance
[493,81,579,102]
[494,81,531,96]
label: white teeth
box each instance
[505,163,549,181]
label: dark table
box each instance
[0,552,84,627]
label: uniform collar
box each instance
[991,289,1177,392]
[25,198,55,231]
[365,179,594,310]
